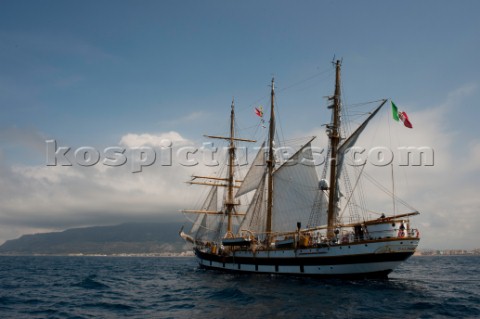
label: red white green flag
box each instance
[391,101,413,128]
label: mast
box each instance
[266,78,275,243]
[327,60,342,240]
[226,99,236,236]
[185,101,257,243]
[199,102,256,239]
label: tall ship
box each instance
[180,60,420,278]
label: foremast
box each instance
[327,60,342,240]
[190,100,255,239]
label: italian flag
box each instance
[391,101,413,128]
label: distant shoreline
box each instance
[0,252,195,257]
[414,254,480,257]
[2,252,479,257]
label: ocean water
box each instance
[0,256,478,319]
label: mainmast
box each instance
[226,100,236,236]
[266,78,275,243]
[327,60,342,240]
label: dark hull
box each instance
[198,263,393,279]
[193,238,418,278]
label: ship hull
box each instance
[194,238,418,278]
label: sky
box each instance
[0,0,479,249]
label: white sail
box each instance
[308,189,329,227]
[272,142,319,232]
[194,214,208,240]
[182,65,420,279]
[336,100,387,178]
[190,186,218,236]
[190,215,203,238]
[195,212,225,242]
[235,142,267,198]
[238,177,267,237]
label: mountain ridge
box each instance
[0,222,188,255]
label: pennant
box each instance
[255,106,264,118]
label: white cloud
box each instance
[12,165,83,184]
[119,131,190,148]
[297,84,479,249]
[461,140,480,173]
[359,84,480,249]
[0,131,214,243]
[0,84,479,250]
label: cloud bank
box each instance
[0,131,212,243]
[0,84,478,250]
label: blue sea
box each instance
[0,256,478,319]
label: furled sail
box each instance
[271,141,319,232]
[235,142,266,198]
